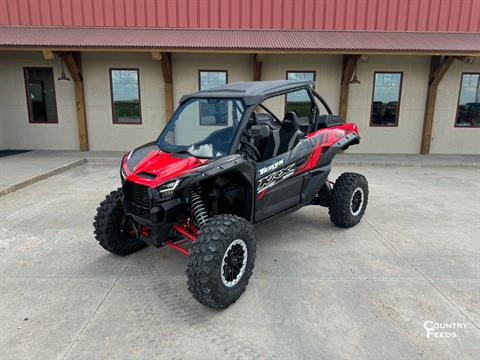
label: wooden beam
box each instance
[42,49,55,60]
[253,53,263,81]
[151,51,162,61]
[420,56,455,154]
[430,56,455,86]
[160,52,174,122]
[62,53,89,151]
[339,55,360,120]
[455,56,475,64]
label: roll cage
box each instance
[175,80,334,157]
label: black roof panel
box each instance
[180,80,314,105]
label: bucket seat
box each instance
[277,112,304,155]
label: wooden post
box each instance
[160,52,174,122]
[420,56,455,154]
[253,54,263,81]
[339,55,360,120]
[62,52,89,151]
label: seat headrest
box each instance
[249,112,280,130]
[283,111,300,130]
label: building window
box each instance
[199,70,227,91]
[286,71,315,83]
[110,69,141,124]
[24,67,58,123]
[456,73,480,128]
[198,70,228,125]
[285,71,316,124]
[370,72,403,127]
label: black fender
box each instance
[317,131,360,168]
[178,154,256,222]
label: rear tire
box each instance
[93,189,147,255]
[186,215,256,309]
[329,173,368,228]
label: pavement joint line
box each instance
[59,263,129,360]
[0,274,127,279]
[364,218,480,331]
[1,274,464,281]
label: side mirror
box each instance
[246,124,270,139]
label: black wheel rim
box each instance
[350,188,364,216]
[221,239,248,287]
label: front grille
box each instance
[123,182,150,219]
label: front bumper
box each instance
[122,192,184,247]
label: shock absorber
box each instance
[189,183,208,227]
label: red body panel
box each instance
[123,150,207,188]
[306,123,358,143]
[297,123,358,174]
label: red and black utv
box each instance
[94,80,368,309]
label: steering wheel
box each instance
[240,139,261,161]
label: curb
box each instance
[0,158,87,197]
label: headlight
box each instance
[120,167,127,183]
[158,179,181,198]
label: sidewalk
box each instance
[0,150,479,197]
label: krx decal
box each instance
[257,163,296,193]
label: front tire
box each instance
[186,215,256,309]
[329,173,368,228]
[93,189,147,255]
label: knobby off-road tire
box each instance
[186,214,256,309]
[93,188,147,255]
[329,172,369,228]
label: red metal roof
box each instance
[1,0,480,33]
[1,26,480,54]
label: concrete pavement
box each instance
[0,163,478,359]
[1,150,479,197]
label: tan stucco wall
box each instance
[347,55,430,154]
[0,51,79,150]
[430,59,480,154]
[261,54,342,118]
[82,52,165,151]
[0,51,477,154]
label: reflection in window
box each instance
[199,71,228,125]
[110,69,141,124]
[371,72,403,126]
[198,99,231,126]
[287,71,315,83]
[24,68,58,123]
[199,70,227,91]
[456,73,480,127]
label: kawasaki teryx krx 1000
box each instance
[94,80,368,309]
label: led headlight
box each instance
[120,167,127,183]
[158,179,181,198]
